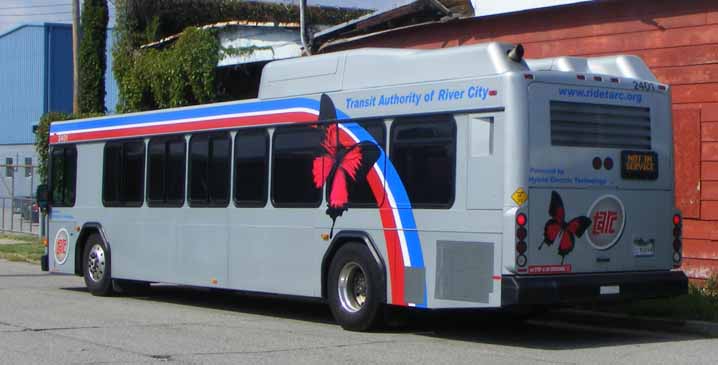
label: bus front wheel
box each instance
[328,242,383,331]
[82,233,114,296]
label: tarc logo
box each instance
[54,228,69,265]
[587,195,625,250]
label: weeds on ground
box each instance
[592,279,718,322]
[0,233,44,264]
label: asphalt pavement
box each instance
[1,259,717,364]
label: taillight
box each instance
[516,213,527,268]
[672,213,682,266]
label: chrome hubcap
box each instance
[87,244,106,282]
[338,262,367,313]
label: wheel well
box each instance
[74,224,106,276]
[321,231,386,303]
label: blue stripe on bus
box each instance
[50,98,321,133]
[341,119,425,269]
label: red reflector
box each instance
[489,90,498,96]
[516,213,527,226]
[673,214,681,225]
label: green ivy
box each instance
[35,112,102,183]
[114,27,220,112]
[116,0,369,47]
[78,0,109,114]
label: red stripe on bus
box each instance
[367,169,405,306]
[49,112,318,144]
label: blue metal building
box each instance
[0,23,118,199]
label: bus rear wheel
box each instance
[328,242,383,331]
[82,233,114,296]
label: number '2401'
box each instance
[633,81,656,92]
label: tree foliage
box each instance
[35,112,101,183]
[78,0,109,114]
[114,27,220,112]
[118,0,369,47]
[112,0,369,113]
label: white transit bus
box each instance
[40,42,687,331]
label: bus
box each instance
[40,42,687,331]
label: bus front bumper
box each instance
[501,271,688,306]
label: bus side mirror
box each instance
[36,184,49,212]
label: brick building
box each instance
[315,0,718,282]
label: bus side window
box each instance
[234,128,269,207]
[188,132,231,207]
[390,115,456,208]
[50,145,77,207]
[343,120,386,208]
[147,136,186,207]
[272,125,322,207]
[103,140,145,207]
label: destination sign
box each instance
[621,151,658,180]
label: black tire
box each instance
[82,233,114,296]
[327,242,384,331]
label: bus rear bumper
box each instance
[501,271,688,306]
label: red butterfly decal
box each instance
[312,95,379,237]
[539,191,592,264]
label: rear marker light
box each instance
[489,90,498,96]
[592,157,602,170]
[516,213,527,226]
[593,76,603,82]
[516,227,527,240]
[673,226,681,237]
[604,157,614,170]
[577,74,586,80]
[673,214,681,225]
[516,241,527,254]
[524,74,534,80]
[610,77,620,83]
[673,239,682,251]
[658,85,667,91]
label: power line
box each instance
[0,4,70,11]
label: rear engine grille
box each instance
[550,101,651,149]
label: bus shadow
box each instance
[62,285,704,350]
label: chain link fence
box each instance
[1,159,40,235]
[0,197,39,235]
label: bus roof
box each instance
[259,42,656,99]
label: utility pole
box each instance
[299,0,311,55]
[72,0,80,113]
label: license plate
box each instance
[621,150,658,180]
[600,285,620,295]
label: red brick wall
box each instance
[323,0,718,281]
